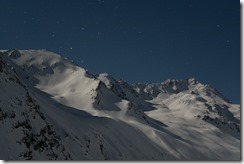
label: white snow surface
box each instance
[0,49,240,160]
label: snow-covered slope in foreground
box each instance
[0,50,240,160]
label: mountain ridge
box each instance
[0,49,240,160]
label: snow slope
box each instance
[0,50,240,160]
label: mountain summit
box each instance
[0,50,240,160]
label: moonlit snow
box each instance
[0,50,240,160]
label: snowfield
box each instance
[0,50,240,160]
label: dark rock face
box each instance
[0,54,71,160]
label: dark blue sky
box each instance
[0,0,240,103]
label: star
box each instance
[51,32,55,37]
[98,0,105,3]
[114,5,119,10]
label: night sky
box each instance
[0,0,240,103]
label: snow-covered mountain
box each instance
[0,50,240,160]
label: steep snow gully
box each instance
[0,50,240,160]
